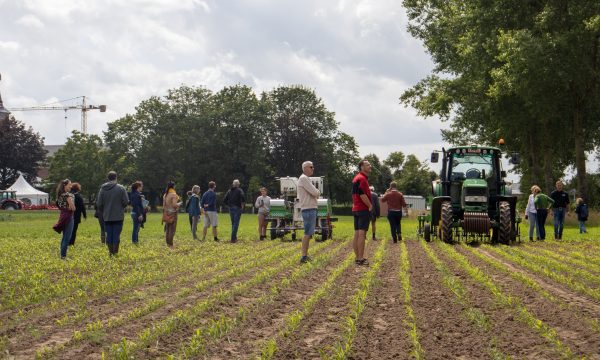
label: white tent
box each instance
[6,174,49,205]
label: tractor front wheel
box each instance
[270,220,278,240]
[441,201,453,243]
[498,201,511,244]
[424,223,431,242]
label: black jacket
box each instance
[223,187,245,208]
[72,191,87,224]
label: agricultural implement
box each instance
[267,176,336,241]
[418,145,521,244]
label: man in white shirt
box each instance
[298,161,320,263]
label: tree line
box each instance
[400,0,600,207]
[47,84,365,205]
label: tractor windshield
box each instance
[450,153,494,181]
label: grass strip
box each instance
[437,242,581,360]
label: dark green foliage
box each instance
[0,116,47,189]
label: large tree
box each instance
[48,131,108,202]
[0,116,46,189]
[401,0,600,196]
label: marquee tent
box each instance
[6,174,49,205]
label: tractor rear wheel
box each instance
[441,201,453,243]
[424,223,431,242]
[498,201,511,244]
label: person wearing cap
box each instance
[369,186,380,240]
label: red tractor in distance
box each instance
[0,191,23,210]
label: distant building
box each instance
[511,182,523,196]
[37,145,65,179]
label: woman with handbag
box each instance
[53,179,76,259]
[162,181,180,247]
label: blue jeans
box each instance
[527,211,539,239]
[579,220,587,234]
[131,213,141,243]
[553,208,566,238]
[105,220,124,253]
[229,206,242,241]
[60,216,75,258]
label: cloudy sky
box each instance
[1,0,449,166]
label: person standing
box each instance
[223,179,245,243]
[550,180,570,240]
[352,160,373,265]
[53,179,75,260]
[524,186,540,241]
[130,181,144,245]
[188,185,202,240]
[255,187,271,240]
[533,185,554,241]
[201,181,219,241]
[162,181,180,248]
[381,182,407,243]
[96,171,129,256]
[298,161,320,263]
[574,197,589,234]
[369,186,380,240]
[69,182,86,247]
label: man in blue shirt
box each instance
[201,181,219,241]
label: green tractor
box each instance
[419,145,520,244]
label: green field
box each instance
[0,210,598,359]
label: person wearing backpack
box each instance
[575,197,589,234]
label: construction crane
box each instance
[8,95,107,134]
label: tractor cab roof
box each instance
[447,146,501,155]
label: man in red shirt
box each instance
[352,159,373,265]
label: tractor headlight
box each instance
[465,196,487,202]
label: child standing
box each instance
[574,198,589,234]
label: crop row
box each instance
[483,245,600,302]
[398,242,423,360]
[2,241,281,336]
[463,245,600,334]
[34,240,317,358]
[107,240,334,359]
[171,239,351,359]
[420,241,506,358]
[437,243,578,359]
[325,239,387,359]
